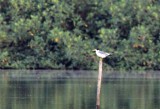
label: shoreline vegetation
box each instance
[0,70,160,79]
[0,0,160,70]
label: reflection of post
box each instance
[96,58,103,109]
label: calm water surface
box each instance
[0,70,160,109]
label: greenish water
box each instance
[0,70,160,109]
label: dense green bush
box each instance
[0,0,160,70]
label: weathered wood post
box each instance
[96,58,103,109]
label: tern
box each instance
[93,49,111,58]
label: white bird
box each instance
[93,49,111,58]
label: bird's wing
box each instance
[98,50,110,55]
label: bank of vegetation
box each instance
[0,0,160,70]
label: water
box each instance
[0,70,160,109]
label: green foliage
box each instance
[0,0,160,70]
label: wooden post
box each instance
[96,58,103,109]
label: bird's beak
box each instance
[92,49,96,51]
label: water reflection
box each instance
[0,70,160,109]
